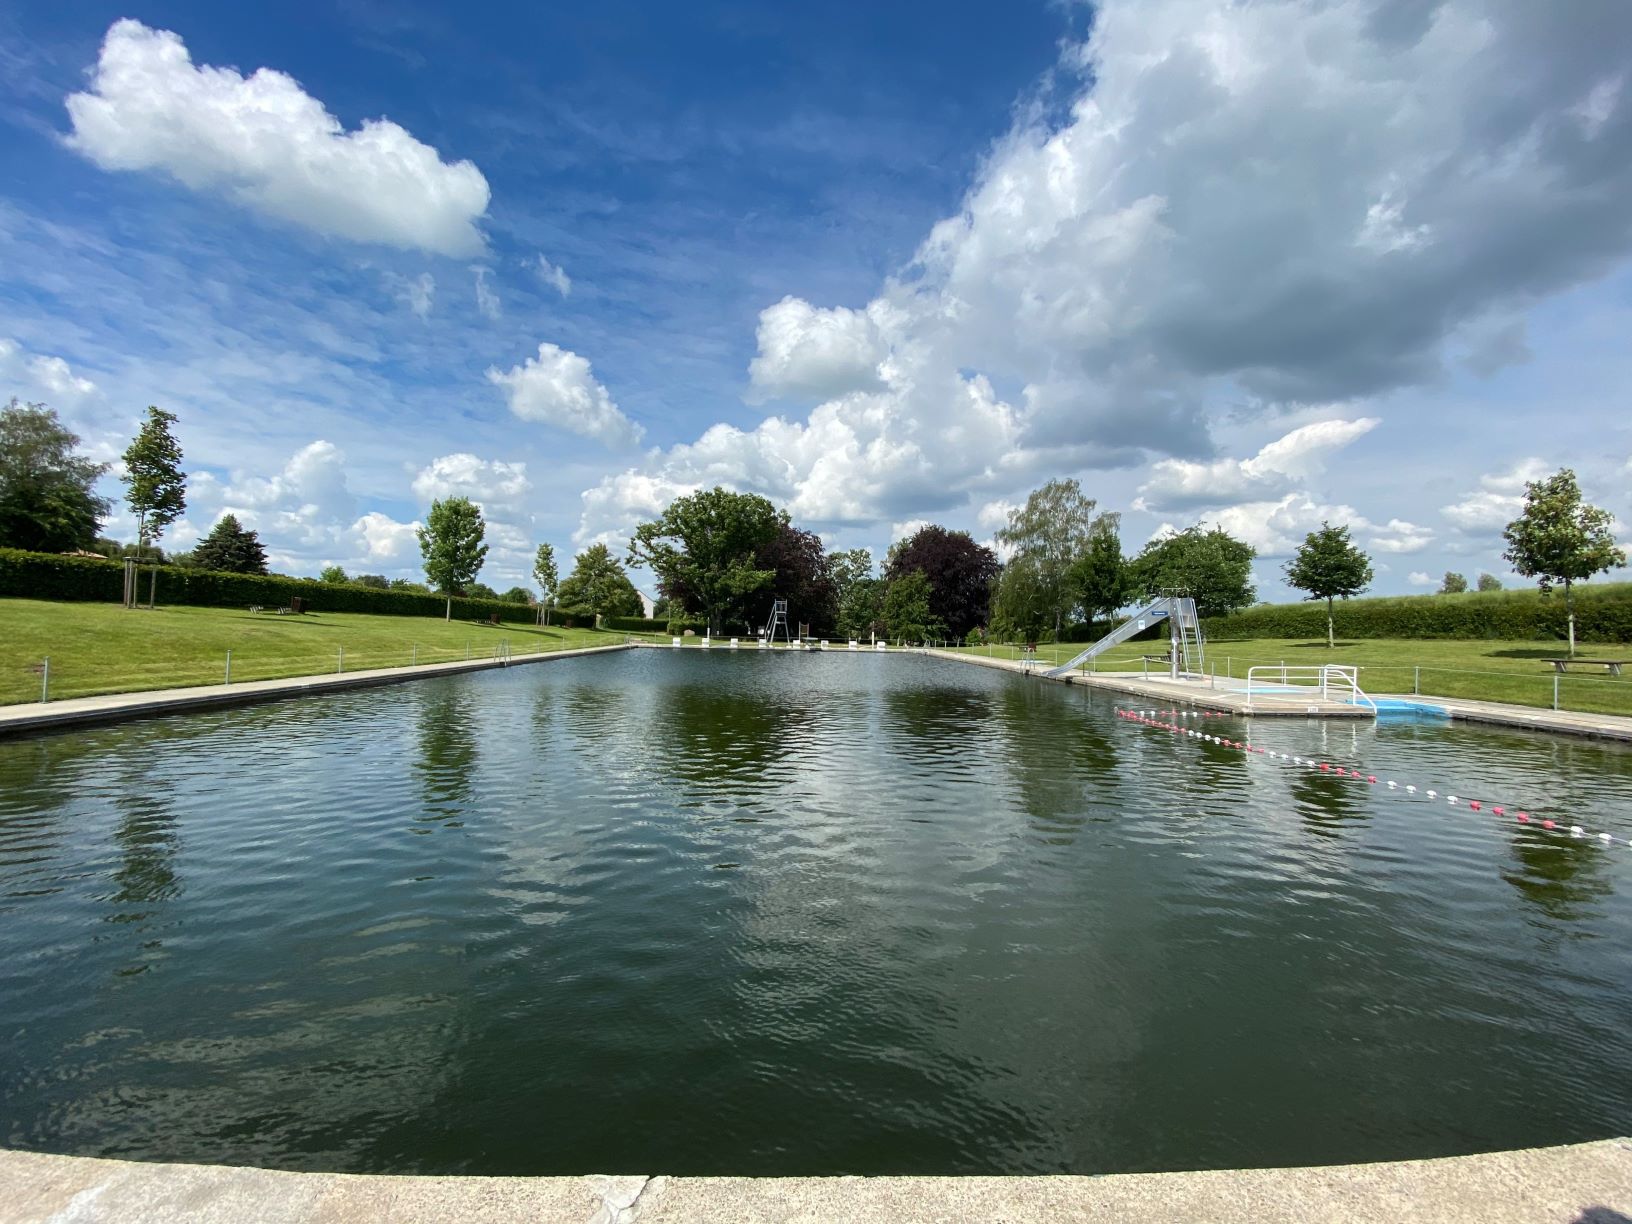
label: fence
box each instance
[938,641,1632,718]
[13,637,536,706]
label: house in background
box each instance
[635,588,658,619]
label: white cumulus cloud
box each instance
[1134,417,1379,512]
[487,343,642,448]
[411,452,532,517]
[1441,458,1551,532]
[747,296,888,402]
[65,19,490,256]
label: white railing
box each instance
[1245,664,1376,712]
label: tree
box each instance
[558,543,642,618]
[0,400,110,553]
[533,542,559,625]
[884,525,999,638]
[417,495,489,620]
[756,521,837,631]
[830,549,883,640]
[319,564,349,584]
[501,586,533,604]
[465,581,500,601]
[1476,572,1503,592]
[881,570,940,642]
[628,487,781,634]
[995,478,1101,638]
[1127,525,1256,618]
[1438,571,1468,595]
[121,406,186,562]
[191,514,269,574]
[354,573,390,589]
[1502,468,1627,657]
[1283,521,1373,648]
[1068,512,1128,628]
[389,578,429,593]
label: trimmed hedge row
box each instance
[0,548,540,625]
[599,614,708,635]
[1201,583,1632,643]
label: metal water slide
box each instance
[1042,595,1206,679]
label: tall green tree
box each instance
[417,495,488,620]
[319,564,349,584]
[532,542,559,625]
[830,548,882,640]
[881,570,940,642]
[0,400,109,553]
[627,487,781,634]
[1128,525,1256,618]
[558,543,642,618]
[191,513,269,574]
[884,525,999,638]
[1068,512,1128,628]
[1476,572,1503,592]
[1502,468,1627,656]
[1437,571,1468,595]
[121,406,186,562]
[1283,521,1373,648]
[995,478,1101,638]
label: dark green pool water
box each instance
[1,650,1629,1175]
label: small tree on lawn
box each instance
[533,542,558,626]
[1283,521,1373,648]
[1502,468,1626,657]
[418,496,488,620]
[1438,571,1467,595]
[192,513,268,574]
[122,406,186,564]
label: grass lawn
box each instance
[0,598,622,705]
[950,636,1632,717]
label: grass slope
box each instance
[952,637,1632,716]
[0,598,616,705]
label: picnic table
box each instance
[1545,658,1624,676]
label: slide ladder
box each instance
[1043,595,1205,679]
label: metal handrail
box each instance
[1246,664,1376,712]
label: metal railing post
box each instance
[412,643,417,666]
[1553,673,1560,711]
[225,649,232,685]
[41,657,49,703]
[1413,666,1420,695]
[337,646,344,674]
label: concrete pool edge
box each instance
[0,644,633,738]
[1,1140,1628,1223]
[926,648,1632,742]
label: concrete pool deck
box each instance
[1,1140,1628,1222]
[0,643,633,738]
[928,648,1632,742]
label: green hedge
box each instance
[601,615,665,633]
[1201,583,1632,643]
[0,548,540,625]
[546,604,598,629]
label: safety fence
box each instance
[945,642,1632,718]
[12,638,538,706]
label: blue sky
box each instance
[1,0,1629,601]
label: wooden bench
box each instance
[1545,658,1623,676]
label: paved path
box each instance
[928,649,1632,741]
[0,644,632,738]
[1,1140,1627,1223]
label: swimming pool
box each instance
[1,650,1627,1175]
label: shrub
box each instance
[602,615,669,633]
[1200,583,1632,643]
[0,547,540,625]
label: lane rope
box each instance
[1115,706,1630,848]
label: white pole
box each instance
[337,646,344,674]
[225,649,232,685]
[41,657,49,703]
[1553,672,1560,711]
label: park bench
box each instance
[1545,658,1624,676]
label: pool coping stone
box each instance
[1,1139,1627,1223]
